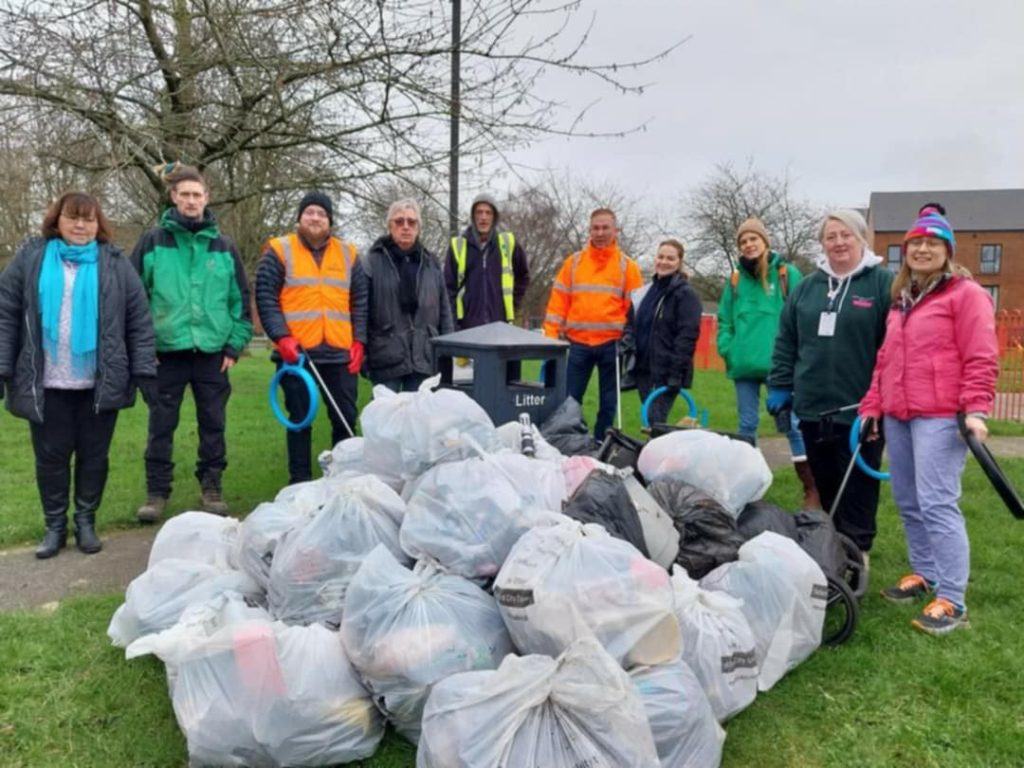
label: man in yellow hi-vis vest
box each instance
[255,192,366,484]
[443,193,530,329]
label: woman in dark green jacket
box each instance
[717,218,818,508]
[767,209,893,559]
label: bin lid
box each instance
[432,321,569,351]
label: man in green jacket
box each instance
[132,165,252,521]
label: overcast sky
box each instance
[501,0,1024,211]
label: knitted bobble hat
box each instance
[904,209,955,256]
[736,217,771,249]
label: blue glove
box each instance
[765,388,793,416]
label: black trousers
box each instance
[279,359,358,484]
[145,351,231,496]
[799,419,884,552]
[30,389,118,525]
[635,371,678,427]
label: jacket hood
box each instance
[815,249,883,279]
[470,193,499,224]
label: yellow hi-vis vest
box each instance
[450,232,515,321]
[269,233,357,350]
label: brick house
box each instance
[868,189,1024,310]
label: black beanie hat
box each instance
[297,191,333,225]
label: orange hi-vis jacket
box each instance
[267,233,357,350]
[543,243,643,346]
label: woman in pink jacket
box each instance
[860,207,998,636]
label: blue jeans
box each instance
[734,379,806,458]
[886,416,970,607]
[567,340,619,439]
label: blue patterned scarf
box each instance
[38,238,99,376]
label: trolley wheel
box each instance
[836,533,866,601]
[822,575,859,646]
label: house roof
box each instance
[869,189,1024,232]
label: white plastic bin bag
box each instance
[670,567,758,722]
[495,519,680,669]
[701,532,824,690]
[361,376,500,479]
[171,620,383,767]
[234,501,308,591]
[401,455,563,581]
[108,559,262,648]
[638,430,772,516]
[148,511,239,571]
[418,638,660,768]
[630,658,726,768]
[340,545,514,743]
[269,475,408,627]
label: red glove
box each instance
[276,336,301,365]
[347,340,365,375]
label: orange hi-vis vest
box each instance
[543,244,643,346]
[269,233,357,350]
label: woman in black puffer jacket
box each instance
[0,192,156,558]
[622,239,704,426]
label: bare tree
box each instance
[682,161,823,300]
[0,0,680,267]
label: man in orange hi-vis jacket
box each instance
[543,208,643,439]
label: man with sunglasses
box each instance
[255,192,365,483]
[350,198,453,392]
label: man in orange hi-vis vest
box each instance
[255,192,366,484]
[543,208,642,439]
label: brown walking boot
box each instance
[136,496,167,524]
[200,474,229,516]
[794,459,822,511]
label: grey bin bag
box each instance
[417,638,660,768]
[629,657,726,768]
[340,545,515,744]
[268,475,408,628]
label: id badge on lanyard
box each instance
[818,311,837,337]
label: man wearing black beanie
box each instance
[254,192,366,483]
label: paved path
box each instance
[3,436,1023,613]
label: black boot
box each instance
[73,512,103,554]
[35,512,68,559]
[74,448,108,554]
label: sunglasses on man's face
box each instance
[391,217,418,228]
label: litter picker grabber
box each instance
[958,413,1024,520]
[269,348,356,439]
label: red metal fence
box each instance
[695,311,1024,422]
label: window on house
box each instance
[980,245,1002,274]
[981,284,999,309]
[886,245,902,271]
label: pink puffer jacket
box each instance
[860,276,998,421]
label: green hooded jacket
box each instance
[131,208,252,358]
[716,251,801,381]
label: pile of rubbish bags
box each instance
[109,379,829,768]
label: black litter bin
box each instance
[432,322,569,426]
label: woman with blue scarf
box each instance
[0,192,156,558]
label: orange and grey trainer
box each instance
[880,573,933,604]
[912,598,969,636]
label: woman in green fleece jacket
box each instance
[717,217,818,509]
[767,209,893,559]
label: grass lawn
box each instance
[2,349,1024,766]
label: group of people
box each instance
[543,203,997,636]
[0,176,1000,636]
